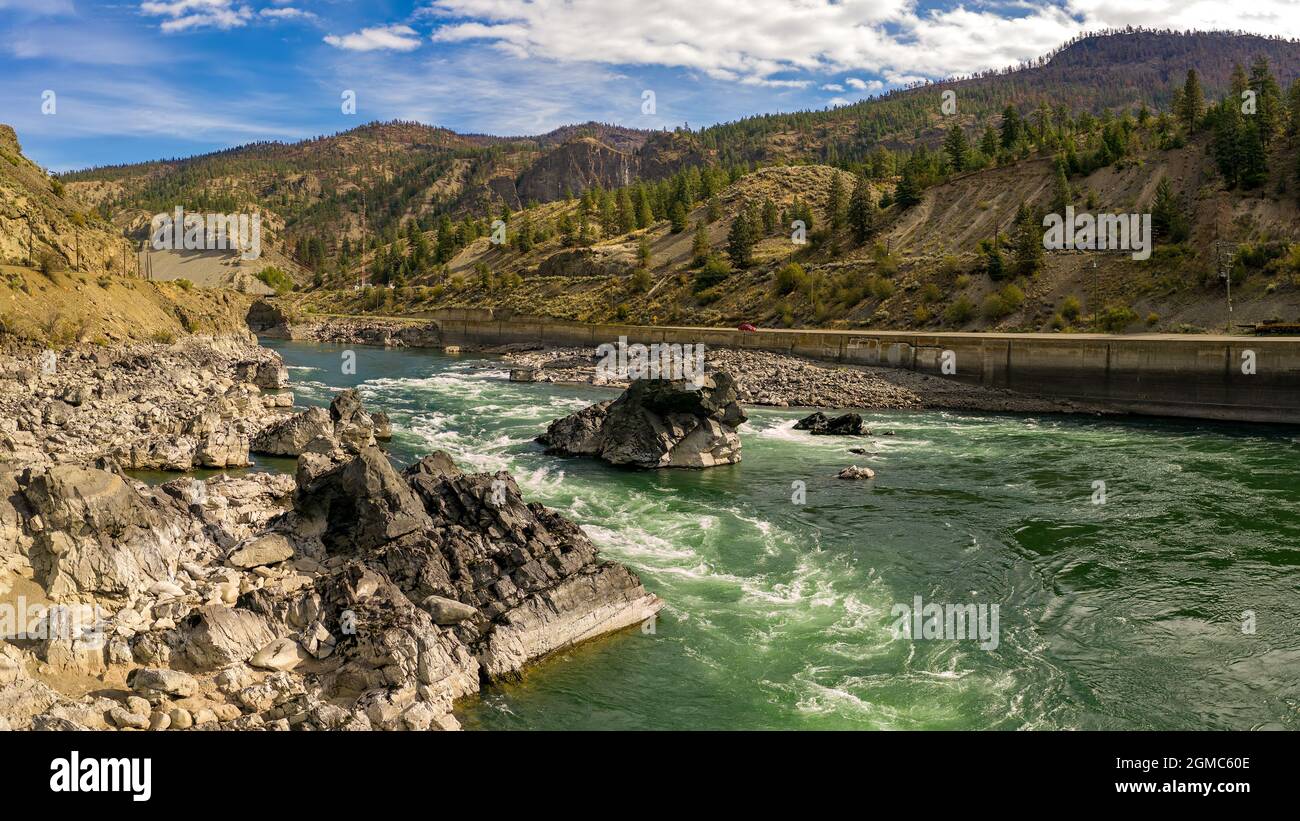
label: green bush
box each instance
[1096,303,1138,333]
[255,266,294,295]
[944,295,976,325]
[694,256,731,292]
[1061,295,1082,321]
[774,262,808,295]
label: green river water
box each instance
[259,339,1300,730]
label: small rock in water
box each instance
[794,411,866,436]
[837,465,876,480]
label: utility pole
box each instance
[1214,220,1238,334]
[1090,257,1098,329]
[360,191,369,290]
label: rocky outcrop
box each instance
[515,137,635,204]
[251,389,379,457]
[794,411,867,435]
[0,336,289,472]
[539,374,747,468]
[19,464,193,600]
[0,392,661,730]
[536,246,634,278]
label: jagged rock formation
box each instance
[251,389,379,457]
[0,392,662,731]
[539,373,747,468]
[794,412,867,435]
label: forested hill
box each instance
[45,28,1300,296]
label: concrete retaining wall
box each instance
[430,311,1300,424]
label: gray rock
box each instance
[251,407,333,457]
[228,533,295,568]
[181,605,276,669]
[128,667,198,701]
[421,595,479,625]
[837,465,876,480]
[539,373,747,469]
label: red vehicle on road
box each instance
[737,323,757,332]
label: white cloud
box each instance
[845,77,884,92]
[260,7,316,22]
[324,25,422,52]
[821,83,844,92]
[421,0,1300,87]
[140,0,254,33]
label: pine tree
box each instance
[691,220,710,267]
[943,124,969,173]
[669,200,688,233]
[761,198,779,234]
[1012,202,1041,278]
[847,175,877,245]
[1213,100,1244,187]
[1000,106,1022,149]
[1180,69,1205,132]
[894,163,922,209]
[614,189,636,234]
[827,172,848,230]
[1239,120,1269,189]
[1050,160,1072,214]
[726,211,755,269]
[979,125,999,160]
[635,187,654,229]
[1150,176,1189,243]
[1248,55,1283,146]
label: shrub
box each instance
[913,305,932,324]
[866,275,895,300]
[774,262,808,295]
[630,267,652,293]
[982,293,1013,320]
[174,278,193,291]
[1061,295,1082,321]
[255,266,293,295]
[920,283,942,303]
[694,256,731,292]
[1096,303,1138,333]
[36,249,65,277]
[944,295,976,325]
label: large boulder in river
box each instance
[538,373,747,468]
[251,389,378,457]
[793,411,866,435]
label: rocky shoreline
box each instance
[503,345,1113,416]
[0,335,663,731]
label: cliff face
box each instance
[0,125,130,277]
[515,137,637,203]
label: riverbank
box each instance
[257,305,1300,423]
[0,333,663,731]
[499,345,1112,415]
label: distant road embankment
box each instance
[261,303,1300,424]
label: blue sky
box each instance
[1,0,1294,171]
